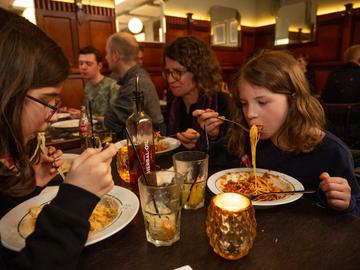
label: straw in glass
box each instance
[125,127,160,216]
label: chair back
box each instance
[322,102,360,145]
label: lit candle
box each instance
[206,193,257,260]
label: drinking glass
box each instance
[172,151,208,210]
[116,145,130,183]
[138,171,183,246]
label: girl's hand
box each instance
[319,172,351,211]
[65,144,117,198]
[176,128,200,150]
[192,109,224,139]
[33,146,63,187]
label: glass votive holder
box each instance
[206,192,257,260]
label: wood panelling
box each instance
[43,16,76,66]
[35,1,359,103]
[35,0,115,108]
[88,20,113,55]
[165,16,210,44]
[61,75,84,109]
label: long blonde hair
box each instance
[227,50,325,157]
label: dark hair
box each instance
[79,45,103,63]
[0,8,69,196]
[227,50,325,156]
[163,36,222,96]
[295,52,309,63]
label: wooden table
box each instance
[76,151,360,270]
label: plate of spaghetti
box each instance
[0,186,139,251]
[207,167,304,207]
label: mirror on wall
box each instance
[210,5,240,47]
[115,0,166,43]
[275,0,317,45]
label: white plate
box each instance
[0,186,139,251]
[56,112,70,119]
[207,168,304,208]
[114,137,181,155]
[51,119,98,129]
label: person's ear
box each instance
[98,62,103,70]
[113,49,121,62]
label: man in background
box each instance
[322,44,360,103]
[104,32,165,138]
[137,44,144,67]
[68,46,119,122]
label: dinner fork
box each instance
[217,116,250,132]
[247,189,316,200]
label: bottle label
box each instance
[143,140,151,173]
[79,124,88,136]
[128,141,156,193]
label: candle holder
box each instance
[206,193,256,260]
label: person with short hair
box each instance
[0,8,117,269]
[66,46,119,122]
[295,52,316,95]
[137,44,144,67]
[322,44,360,103]
[104,32,165,138]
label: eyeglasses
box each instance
[26,95,62,121]
[162,68,188,81]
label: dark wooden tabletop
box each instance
[76,151,360,270]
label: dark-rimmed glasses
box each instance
[26,95,61,121]
[162,68,188,81]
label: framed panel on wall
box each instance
[229,20,239,44]
[213,23,226,45]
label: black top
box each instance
[167,91,231,167]
[214,131,360,217]
[0,184,99,270]
[322,62,360,103]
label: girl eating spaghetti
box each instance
[194,50,360,216]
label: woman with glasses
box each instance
[0,8,117,269]
[163,36,230,156]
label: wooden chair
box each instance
[322,102,360,147]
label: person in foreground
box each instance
[163,36,230,151]
[0,8,117,269]
[195,50,360,216]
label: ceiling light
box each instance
[12,0,34,8]
[128,17,143,34]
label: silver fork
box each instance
[217,116,250,132]
[248,189,316,200]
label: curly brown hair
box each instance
[163,36,222,96]
[227,50,325,157]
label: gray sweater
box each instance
[104,65,165,138]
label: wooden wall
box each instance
[34,1,360,107]
[34,0,115,109]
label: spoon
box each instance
[247,189,317,200]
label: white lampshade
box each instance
[128,17,143,34]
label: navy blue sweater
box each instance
[214,131,360,217]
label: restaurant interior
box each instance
[0,1,360,269]
[1,0,359,151]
